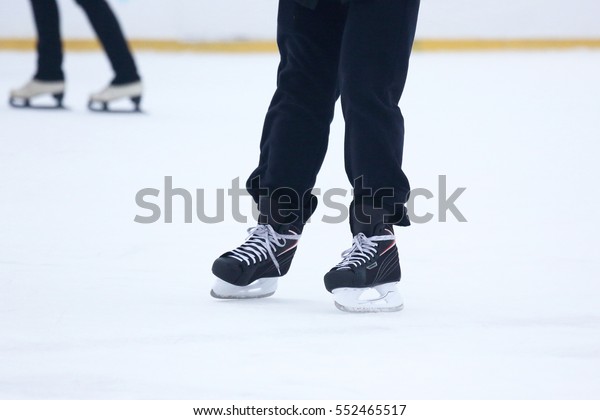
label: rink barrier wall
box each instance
[1,38,600,53]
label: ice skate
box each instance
[325,223,403,313]
[9,79,66,109]
[88,81,143,112]
[211,223,301,299]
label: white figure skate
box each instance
[9,79,66,109]
[88,81,143,112]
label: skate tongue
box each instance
[257,220,300,236]
[350,203,395,236]
[351,221,393,238]
[257,208,304,235]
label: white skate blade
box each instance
[211,277,277,299]
[332,282,403,313]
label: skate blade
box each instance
[9,97,67,110]
[210,277,278,300]
[87,105,144,114]
[88,96,143,113]
[332,283,403,313]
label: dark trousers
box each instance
[247,0,420,226]
[31,0,139,84]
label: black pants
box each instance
[247,0,420,226]
[31,0,139,84]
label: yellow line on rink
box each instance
[1,38,600,53]
[0,39,278,53]
[415,38,600,51]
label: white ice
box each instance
[0,50,599,399]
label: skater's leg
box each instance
[246,0,347,224]
[30,0,64,81]
[340,0,420,226]
[8,0,65,107]
[215,0,346,299]
[324,0,420,312]
[75,0,140,84]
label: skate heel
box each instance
[131,95,142,112]
[52,92,64,107]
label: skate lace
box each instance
[229,224,301,274]
[335,233,395,270]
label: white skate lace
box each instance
[229,224,301,274]
[335,233,395,270]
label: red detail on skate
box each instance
[379,241,396,256]
[277,242,298,257]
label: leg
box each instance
[213,0,346,300]
[327,0,419,309]
[30,0,64,81]
[246,0,346,224]
[9,0,65,108]
[75,0,140,84]
[340,0,420,227]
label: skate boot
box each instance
[9,79,65,109]
[211,223,302,299]
[88,81,143,112]
[325,205,403,313]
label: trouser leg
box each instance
[340,0,420,226]
[75,0,140,84]
[247,0,346,225]
[31,0,64,81]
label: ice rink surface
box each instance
[1,50,599,399]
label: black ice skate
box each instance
[324,222,403,313]
[211,223,301,299]
[9,79,66,109]
[88,81,143,112]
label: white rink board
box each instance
[0,0,600,41]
